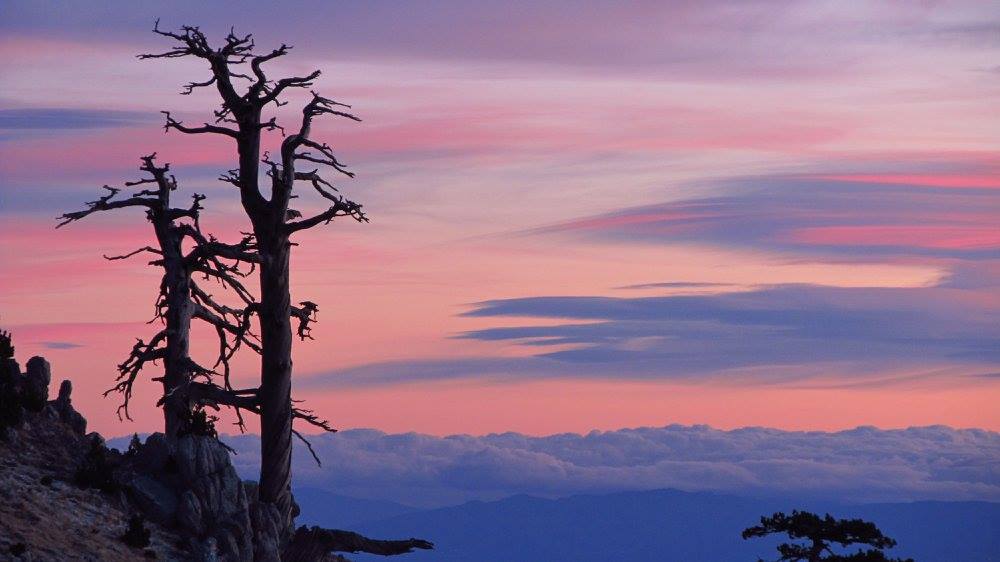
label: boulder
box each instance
[0,357,19,384]
[50,380,87,435]
[125,435,256,561]
[0,359,24,433]
[135,432,171,473]
[128,474,179,525]
[178,490,203,535]
[22,357,50,411]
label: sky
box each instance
[1,0,998,438]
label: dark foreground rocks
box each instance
[0,352,431,561]
[0,353,285,561]
[0,356,186,561]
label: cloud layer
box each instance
[302,275,998,387]
[538,176,1000,260]
[219,424,1000,507]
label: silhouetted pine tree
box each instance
[743,510,914,562]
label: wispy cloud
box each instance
[298,276,999,388]
[616,282,732,290]
[39,340,84,350]
[462,281,998,367]
[3,1,997,79]
[0,108,153,130]
[535,176,1000,261]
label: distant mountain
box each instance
[293,487,418,529]
[304,489,1000,562]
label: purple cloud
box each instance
[534,177,1000,261]
[297,277,999,387]
[3,1,997,78]
[0,108,153,130]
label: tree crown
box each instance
[742,510,913,562]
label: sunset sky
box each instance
[1,1,998,437]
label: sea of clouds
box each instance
[220,424,1000,508]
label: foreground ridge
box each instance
[0,350,431,561]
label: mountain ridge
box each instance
[335,488,1000,562]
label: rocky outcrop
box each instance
[119,432,278,561]
[0,349,431,561]
[0,356,186,561]
[0,351,285,561]
[22,356,50,411]
[53,379,88,434]
[0,355,87,441]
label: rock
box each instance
[22,357,50,411]
[177,490,203,535]
[144,435,255,561]
[63,407,87,435]
[86,432,105,449]
[136,433,171,474]
[1,427,17,445]
[56,379,72,402]
[0,358,20,383]
[191,537,218,562]
[127,475,179,525]
[2,352,311,561]
[215,524,246,561]
[0,358,25,432]
[50,380,87,435]
[248,492,283,562]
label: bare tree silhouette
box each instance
[58,154,260,440]
[136,24,430,558]
[743,510,914,562]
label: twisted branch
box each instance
[286,527,433,560]
[106,331,169,420]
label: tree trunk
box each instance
[256,228,295,532]
[235,108,297,534]
[159,226,193,441]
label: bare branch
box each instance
[162,110,238,138]
[294,139,355,178]
[261,70,322,106]
[259,116,285,134]
[289,301,318,340]
[103,246,163,261]
[105,330,169,421]
[181,75,217,95]
[57,185,157,228]
[283,92,361,160]
[292,429,322,466]
[166,380,260,411]
[142,21,253,125]
[284,197,368,233]
[182,225,260,263]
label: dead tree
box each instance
[142,22,368,532]
[284,528,433,561]
[58,154,260,440]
